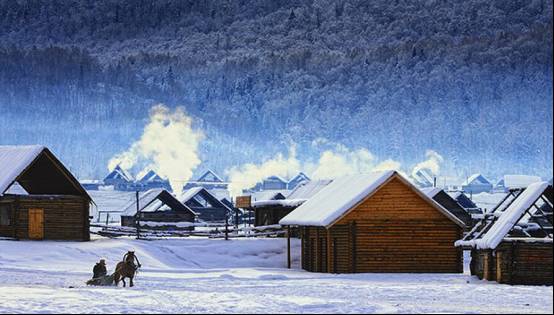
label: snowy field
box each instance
[0,236,552,314]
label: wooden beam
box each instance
[327,229,332,273]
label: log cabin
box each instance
[456,182,553,285]
[120,189,197,230]
[0,145,92,241]
[280,171,465,273]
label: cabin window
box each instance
[0,204,11,226]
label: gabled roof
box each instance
[197,170,224,183]
[420,187,442,199]
[139,170,165,183]
[0,145,91,200]
[463,174,492,186]
[180,187,232,212]
[104,165,133,182]
[265,175,288,183]
[280,171,465,228]
[448,191,479,209]
[287,180,332,200]
[412,169,434,187]
[121,189,195,216]
[288,172,310,184]
[456,182,552,249]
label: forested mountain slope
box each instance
[0,0,552,179]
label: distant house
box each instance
[138,170,171,191]
[120,189,196,230]
[180,187,232,222]
[421,188,473,228]
[281,171,465,273]
[462,174,493,194]
[248,180,331,227]
[103,165,133,190]
[183,170,228,191]
[456,182,553,285]
[0,145,92,241]
[287,172,310,190]
[262,176,288,190]
[494,175,542,192]
[411,169,435,188]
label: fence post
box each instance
[287,225,291,269]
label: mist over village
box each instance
[0,1,552,314]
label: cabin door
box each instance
[28,208,44,240]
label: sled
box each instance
[86,274,115,286]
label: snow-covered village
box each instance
[0,1,553,314]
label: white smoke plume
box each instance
[411,149,444,178]
[227,147,301,197]
[108,104,204,192]
[226,144,403,196]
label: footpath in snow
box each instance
[0,236,552,313]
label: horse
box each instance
[113,251,142,287]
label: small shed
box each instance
[120,189,196,230]
[280,171,465,273]
[0,145,92,241]
[456,182,553,285]
[180,187,231,222]
[249,180,331,226]
[421,188,473,228]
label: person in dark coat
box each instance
[93,259,107,279]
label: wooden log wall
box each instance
[0,195,89,241]
[496,242,553,285]
[300,177,463,273]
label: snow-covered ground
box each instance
[0,237,551,313]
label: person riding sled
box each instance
[86,258,114,286]
[93,259,107,279]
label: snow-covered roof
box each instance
[105,165,133,182]
[288,172,310,183]
[249,190,288,201]
[197,170,224,182]
[180,187,205,203]
[456,182,551,249]
[180,187,233,212]
[499,175,542,189]
[287,180,332,200]
[139,170,164,183]
[265,175,288,183]
[280,171,465,228]
[420,187,442,199]
[121,189,168,215]
[0,145,45,195]
[252,199,307,208]
[463,174,491,186]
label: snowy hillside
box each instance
[0,0,552,180]
[0,237,552,313]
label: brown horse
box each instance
[114,251,142,287]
